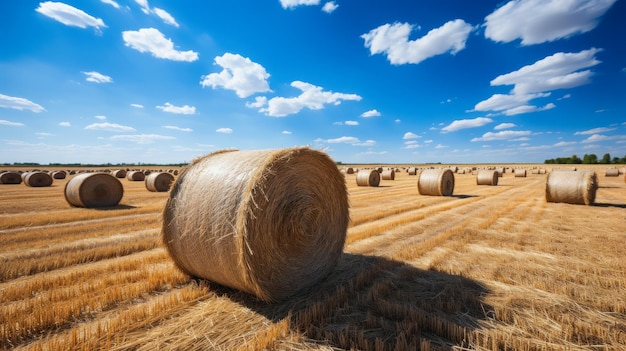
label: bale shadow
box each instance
[593,202,626,208]
[451,194,478,199]
[92,204,137,210]
[208,253,492,350]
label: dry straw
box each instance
[407,167,418,175]
[51,171,67,179]
[0,171,22,184]
[605,168,619,177]
[23,171,53,187]
[127,171,145,181]
[111,169,127,178]
[514,169,527,178]
[345,167,354,174]
[356,169,380,186]
[64,173,124,208]
[145,172,175,192]
[162,147,349,302]
[418,168,455,196]
[381,169,395,180]
[545,170,597,205]
[476,170,498,186]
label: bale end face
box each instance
[65,173,124,208]
[356,169,380,186]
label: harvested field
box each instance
[0,165,625,350]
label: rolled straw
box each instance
[64,173,124,208]
[476,170,498,186]
[545,170,597,205]
[145,172,175,192]
[356,169,380,186]
[418,168,454,196]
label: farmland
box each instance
[0,165,625,350]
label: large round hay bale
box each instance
[145,172,175,192]
[111,169,127,178]
[381,169,395,180]
[127,171,145,181]
[407,167,418,175]
[356,169,380,187]
[545,170,597,205]
[52,171,66,179]
[64,173,124,208]
[605,168,619,177]
[162,147,349,302]
[514,169,527,178]
[0,171,22,184]
[476,170,498,186]
[23,171,53,187]
[418,169,454,196]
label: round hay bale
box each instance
[52,171,66,179]
[476,170,498,186]
[356,169,380,187]
[64,173,124,208]
[495,168,504,177]
[345,167,354,174]
[545,170,597,205]
[605,168,619,177]
[145,172,175,192]
[539,168,547,174]
[127,171,145,181]
[0,171,22,184]
[111,169,127,178]
[23,171,53,187]
[381,169,395,180]
[162,147,349,302]
[418,169,454,196]
[514,169,527,178]
[407,167,418,175]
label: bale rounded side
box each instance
[605,168,619,177]
[127,171,145,181]
[111,169,127,178]
[545,170,597,205]
[514,169,527,178]
[64,173,124,208]
[381,169,395,180]
[418,168,454,196]
[476,170,498,186]
[356,169,380,187]
[24,171,53,187]
[145,172,175,192]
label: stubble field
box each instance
[0,165,625,350]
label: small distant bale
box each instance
[381,169,395,180]
[476,170,498,186]
[356,169,380,187]
[495,168,504,177]
[111,169,127,178]
[418,169,454,196]
[52,171,67,179]
[345,167,354,174]
[127,171,145,181]
[605,168,619,177]
[23,171,53,187]
[407,167,418,175]
[0,171,22,184]
[65,173,124,208]
[514,169,527,178]
[545,170,597,205]
[145,172,175,192]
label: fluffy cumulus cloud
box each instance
[201,53,271,98]
[441,117,493,132]
[100,0,120,9]
[110,134,175,144]
[84,122,136,132]
[0,94,45,112]
[83,71,112,83]
[163,125,192,132]
[484,0,618,45]
[403,132,420,139]
[471,130,532,142]
[279,0,320,9]
[494,123,516,130]
[575,127,615,135]
[361,19,473,65]
[36,1,106,34]
[152,8,179,27]
[344,121,359,126]
[257,81,361,117]
[322,1,338,13]
[216,128,233,134]
[156,102,196,115]
[122,28,198,62]
[361,109,381,118]
[0,119,25,127]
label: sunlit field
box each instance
[1,165,624,350]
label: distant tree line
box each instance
[544,153,626,164]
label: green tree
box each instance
[568,154,582,164]
[600,153,611,164]
[583,154,598,164]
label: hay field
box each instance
[1,165,625,350]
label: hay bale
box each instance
[514,169,527,178]
[381,169,395,180]
[0,171,22,184]
[418,169,454,196]
[495,168,504,177]
[605,168,619,177]
[539,168,547,174]
[52,171,66,179]
[407,167,418,175]
[476,170,498,186]
[145,172,175,192]
[162,147,349,302]
[545,170,597,205]
[127,171,145,181]
[64,173,124,208]
[345,167,354,174]
[356,169,380,186]
[23,171,53,187]
[111,169,127,178]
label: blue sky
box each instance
[1,0,624,164]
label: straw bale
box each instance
[162,147,349,302]
[514,169,527,178]
[345,167,354,174]
[145,172,175,192]
[64,173,124,208]
[23,171,53,187]
[356,169,380,186]
[476,170,498,186]
[380,169,395,180]
[52,171,66,179]
[495,168,504,177]
[605,168,619,177]
[418,168,454,196]
[111,169,127,178]
[127,171,145,181]
[0,171,22,184]
[545,170,597,205]
[407,167,418,175]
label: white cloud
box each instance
[110,134,174,144]
[424,140,433,144]
[494,123,516,130]
[135,0,150,13]
[163,125,192,132]
[59,121,71,127]
[152,8,179,27]
[345,121,359,126]
[316,136,375,146]
[130,103,144,108]
[85,122,136,132]
[282,130,292,134]
[435,144,448,149]
[0,94,45,112]
[484,0,618,45]
[322,2,338,13]
[246,96,268,108]
[575,127,615,135]
[156,102,196,115]
[361,109,380,118]
[474,92,550,114]
[504,103,555,116]
[581,134,609,143]
[471,130,532,142]
[216,128,233,134]
[95,115,107,120]
[83,71,112,83]
[122,28,198,62]
[395,119,401,123]
[201,53,270,98]
[404,143,420,149]
[279,0,320,9]
[361,19,473,65]
[0,119,24,127]
[441,117,492,132]
[259,81,361,117]
[554,141,577,147]
[36,1,106,34]
[101,0,120,9]
[403,132,420,139]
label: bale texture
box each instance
[381,169,395,180]
[545,170,597,205]
[418,169,454,196]
[408,167,418,175]
[605,168,619,177]
[162,147,349,302]
[64,173,124,208]
[356,169,380,187]
[112,169,127,178]
[476,170,498,186]
[145,172,175,192]
[0,171,22,184]
[127,171,145,181]
[24,171,53,187]
[514,169,527,178]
